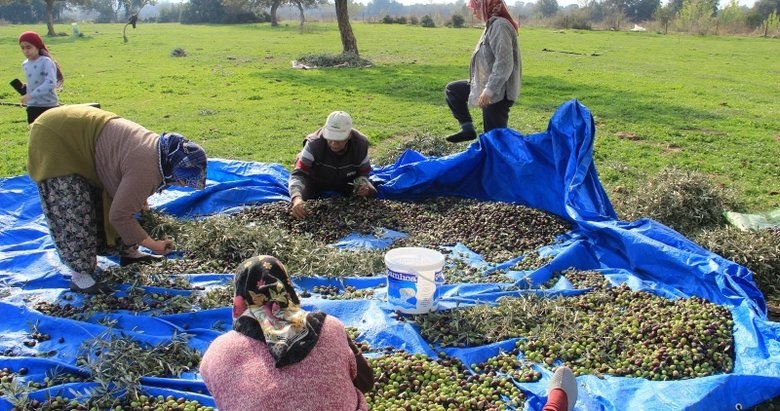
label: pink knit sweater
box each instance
[199,316,368,411]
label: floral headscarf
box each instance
[232,255,326,368]
[158,132,207,191]
[467,0,519,32]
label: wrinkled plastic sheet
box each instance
[0,99,778,410]
[724,209,780,231]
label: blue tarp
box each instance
[0,99,777,410]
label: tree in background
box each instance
[717,0,746,32]
[654,2,676,32]
[365,0,404,18]
[753,0,779,16]
[677,0,719,33]
[451,13,465,26]
[91,0,125,22]
[335,0,359,54]
[746,0,780,27]
[0,0,88,34]
[759,9,779,35]
[181,0,225,23]
[0,0,48,23]
[536,0,559,17]
[602,0,659,22]
[631,0,661,21]
[666,0,685,14]
[156,2,184,21]
[290,0,324,29]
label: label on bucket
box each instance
[387,268,439,314]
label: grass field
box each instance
[1,22,778,211]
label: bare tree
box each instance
[293,0,323,28]
[291,0,305,29]
[335,0,358,55]
[270,0,282,25]
[39,0,90,36]
[123,0,153,42]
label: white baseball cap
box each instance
[322,111,353,141]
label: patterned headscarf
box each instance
[18,31,64,86]
[232,255,326,368]
[467,0,519,32]
[158,132,208,191]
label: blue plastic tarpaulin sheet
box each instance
[0,99,777,410]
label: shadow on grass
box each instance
[261,64,725,133]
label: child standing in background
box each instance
[18,31,64,124]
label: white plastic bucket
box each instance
[385,247,445,314]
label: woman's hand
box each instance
[477,91,491,108]
[21,94,31,105]
[141,237,174,255]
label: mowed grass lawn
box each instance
[1,22,778,211]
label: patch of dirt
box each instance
[662,143,683,154]
[615,131,641,141]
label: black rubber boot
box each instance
[445,129,477,143]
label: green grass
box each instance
[1,23,778,211]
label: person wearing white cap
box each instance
[288,111,377,219]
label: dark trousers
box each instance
[296,176,353,200]
[444,80,514,133]
[27,106,55,124]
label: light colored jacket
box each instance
[22,56,59,107]
[468,16,521,106]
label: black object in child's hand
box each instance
[10,79,26,95]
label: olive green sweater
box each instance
[28,105,163,247]
[28,105,119,185]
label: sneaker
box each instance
[69,280,113,295]
[445,129,477,143]
[549,366,578,411]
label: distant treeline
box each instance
[0,0,777,35]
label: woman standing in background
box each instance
[444,0,521,143]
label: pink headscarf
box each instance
[467,0,519,32]
[18,31,64,86]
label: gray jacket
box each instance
[468,16,521,106]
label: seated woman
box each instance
[199,255,374,410]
